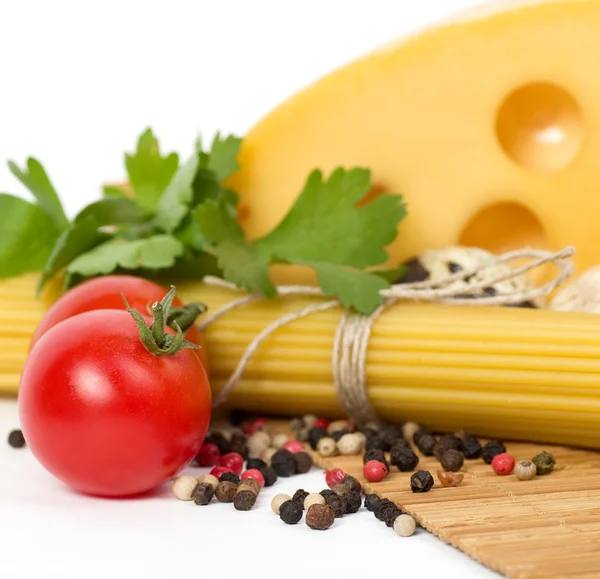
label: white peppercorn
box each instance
[271,493,292,515]
[303,414,318,429]
[173,474,198,501]
[247,433,270,458]
[402,421,420,442]
[393,514,417,537]
[197,473,219,490]
[272,433,289,449]
[303,492,326,510]
[514,460,537,481]
[337,433,363,455]
[260,447,278,465]
[250,430,271,447]
[317,437,338,457]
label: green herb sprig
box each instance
[1,128,407,314]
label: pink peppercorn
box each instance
[244,418,267,435]
[209,466,235,480]
[363,460,388,483]
[219,452,244,474]
[241,468,265,488]
[313,418,330,429]
[283,440,305,454]
[491,453,515,475]
[325,468,346,488]
[196,443,221,466]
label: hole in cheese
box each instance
[495,82,584,172]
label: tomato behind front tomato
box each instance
[30,275,208,370]
[19,309,212,497]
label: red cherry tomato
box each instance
[30,275,208,370]
[19,309,211,497]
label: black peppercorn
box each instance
[7,429,25,448]
[220,472,241,485]
[279,499,303,524]
[320,489,334,499]
[340,475,362,494]
[331,429,352,442]
[482,440,506,464]
[332,483,352,499]
[440,449,464,472]
[294,451,313,474]
[417,433,437,456]
[381,426,404,450]
[433,434,462,460]
[390,445,419,472]
[342,490,362,514]
[293,489,310,507]
[365,434,387,451]
[234,489,257,511]
[260,466,278,487]
[384,506,403,527]
[374,498,397,521]
[461,436,483,459]
[363,448,389,469]
[410,470,434,493]
[229,431,248,459]
[325,493,345,518]
[308,426,328,450]
[192,482,215,505]
[413,427,432,446]
[246,457,267,471]
[364,494,381,512]
[204,432,230,455]
[271,449,296,477]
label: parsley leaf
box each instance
[75,196,150,227]
[205,133,242,182]
[125,128,179,211]
[195,200,274,296]
[8,158,69,231]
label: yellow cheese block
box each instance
[228,0,599,285]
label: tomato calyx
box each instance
[166,302,207,334]
[123,286,200,356]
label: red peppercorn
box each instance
[219,452,244,474]
[363,460,388,483]
[209,466,235,480]
[283,440,305,454]
[196,443,221,467]
[241,468,265,488]
[313,418,330,429]
[491,453,515,476]
[325,468,346,488]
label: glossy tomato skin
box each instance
[30,275,208,370]
[19,310,211,497]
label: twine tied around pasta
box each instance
[199,246,575,425]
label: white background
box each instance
[0,1,501,578]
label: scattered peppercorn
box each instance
[173,474,198,501]
[195,442,221,466]
[308,426,328,450]
[306,504,335,530]
[234,489,257,511]
[209,466,235,480]
[197,473,219,490]
[260,466,278,487]
[246,418,267,435]
[215,481,237,503]
[413,427,432,446]
[241,469,265,488]
[246,457,267,471]
[219,452,244,474]
[327,419,351,435]
[403,421,421,443]
[7,429,25,449]
[373,498,396,521]
[433,435,462,460]
[393,514,417,537]
[292,489,310,507]
[272,433,289,449]
[364,494,381,512]
[491,453,515,475]
[313,417,330,430]
[296,428,310,443]
[383,506,403,527]
[461,436,483,459]
[238,477,261,495]
[331,429,351,443]
[220,472,240,485]
[279,499,303,524]
[343,491,362,514]
[325,493,345,518]
[363,448,389,470]
[288,417,304,432]
[302,414,318,429]
[192,482,215,505]
[283,440,305,454]
[325,468,346,488]
[317,437,338,457]
[381,426,404,450]
[532,451,556,475]
[337,433,363,455]
[293,451,313,474]
[261,447,278,465]
[320,489,334,500]
[390,446,420,472]
[411,470,434,493]
[340,475,362,494]
[229,431,249,459]
[331,483,352,499]
[304,493,326,509]
[204,432,230,455]
[270,449,296,477]
[365,434,387,451]
[514,460,537,481]
[482,440,507,464]
[363,460,389,482]
[271,493,292,515]
[416,433,437,456]
[440,449,464,472]
[437,470,464,487]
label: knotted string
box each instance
[199,246,575,423]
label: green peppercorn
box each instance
[410,470,434,493]
[532,451,556,475]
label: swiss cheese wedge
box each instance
[229,0,600,284]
